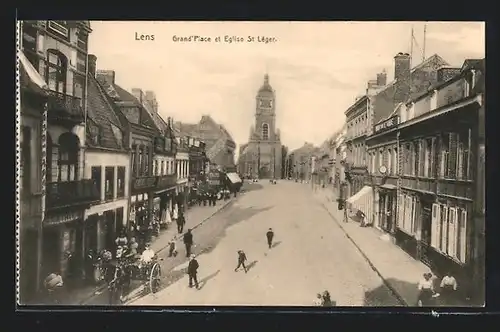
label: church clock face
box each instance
[259,99,273,109]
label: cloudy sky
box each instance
[88,21,484,154]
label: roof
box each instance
[113,84,159,130]
[376,54,449,95]
[258,74,274,94]
[174,121,199,137]
[461,59,484,72]
[19,51,48,95]
[87,75,126,150]
[375,102,403,125]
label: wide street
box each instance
[130,181,402,306]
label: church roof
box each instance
[258,74,274,93]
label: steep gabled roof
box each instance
[87,74,126,150]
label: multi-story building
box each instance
[173,130,191,210]
[19,48,50,302]
[347,53,450,226]
[290,142,318,182]
[95,70,167,246]
[367,59,485,302]
[19,20,100,301]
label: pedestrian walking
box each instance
[343,203,349,223]
[440,271,458,305]
[168,239,178,257]
[187,254,200,289]
[172,204,178,225]
[183,229,194,257]
[177,212,185,234]
[234,250,248,273]
[266,228,274,249]
[211,192,217,206]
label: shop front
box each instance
[129,175,157,247]
[376,184,397,233]
[154,174,177,228]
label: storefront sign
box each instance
[374,115,399,133]
[44,210,83,226]
[132,176,158,193]
[156,174,177,191]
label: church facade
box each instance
[238,74,282,179]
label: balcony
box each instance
[132,176,158,194]
[47,90,84,124]
[46,179,100,210]
[156,174,177,191]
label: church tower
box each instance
[255,74,276,142]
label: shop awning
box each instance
[347,185,372,205]
[19,51,48,95]
[226,172,242,184]
[379,184,397,190]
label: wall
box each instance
[83,150,130,228]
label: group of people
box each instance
[417,271,459,306]
[314,291,335,307]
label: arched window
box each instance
[46,49,67,94]
[262,123,269,140]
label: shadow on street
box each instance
[363,278,410,307]
[271,241,282,249]
[246,260,258,272]
[198,269,221,290]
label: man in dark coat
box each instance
[234,250,248,273]
[183,229,194,257]
[211,192,217,206]
[187,254,199,289]
[266,228,274,249]
[177,211,185,234]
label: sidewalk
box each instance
[29,198,235,305]
[314,188,435,306]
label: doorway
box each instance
[386,193,394,233]
[85,214,98,253]
[421,202,432,245]
[115,207,124,234]
[104,210,116,250]
[42,227,60,278]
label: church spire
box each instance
[264,73,269,85]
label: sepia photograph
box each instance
[17,20,485,307]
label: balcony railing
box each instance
[132,176,158,193]
[156,174,177,191]
[46,179,100,210]
[47,90,84,122]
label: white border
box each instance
[15,19,21,305]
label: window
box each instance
[403,144,411,175]
[73,75,85,106]
[439,134,450,178]
[153,160,157,176]
[161,161,165,176]
[378,149,383,169]
[117,166,125,198]
[392,148,398,175]
[131,145,137,176]
[48,21,69,38]
[20,126,31,194]
[46,49,67,94]
[400,194,415,235]
[424,138,435,178]
[457,129,471,180]
[414,142,420,176]
[57,133,79,182]
[262,123,269,140]
[387,149,392,174]
[144,147,150,175]
[371,153,376,174]
[77,31,88,50]
[105,167,115,200]
[91,166,102,199]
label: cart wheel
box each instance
[149,263,161,294]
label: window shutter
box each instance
[441,206,449,253]
[448,207,458,259]
[419,140,425,176]
[431,203,439,248]
[448,133,458,179]
[459,209,468,263]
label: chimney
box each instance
[131,88,143,103]
[96,70,116,86]
[394,52,411,103]
[376,70,387,86]
[145,90,158,112]
[437,67,461,83]
[88,54,97,78]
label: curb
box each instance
[317,194,409,307]
[79,198,236,305]
[123,198,237,304]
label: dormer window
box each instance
[77,31,88,50]
[48,21,69,39]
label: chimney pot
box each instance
[394,52,411,103]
